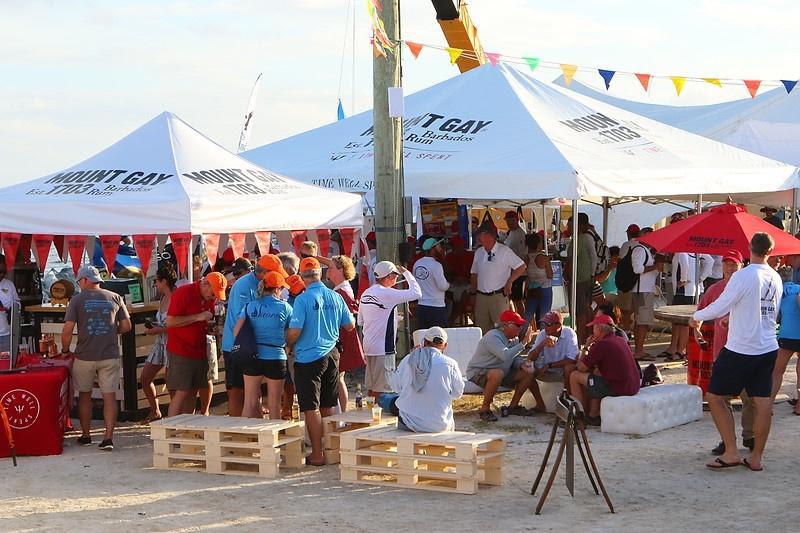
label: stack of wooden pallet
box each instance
[150,414,305,478]
[322,410,397,464]
[339,426,505,494]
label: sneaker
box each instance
[98,439,114,451]
[711,441,726,456]
[77,435,92,446]
[742,438,754,451]
[500,405,510,418]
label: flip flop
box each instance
[138,415,162,425]
[636,354,657,361]
[743,458,763,472]
[706,457,741,469]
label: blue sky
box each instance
[2,0,798,184]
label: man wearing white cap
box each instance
[381,326,465,432]
[358,260,422,399]
[412,237,450,329]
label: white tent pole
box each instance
[187,235,194,283]
[792,188,798,235]
[602,197,610,243]
[541,201,548,254]
[467,205,474,249]
[571,199,579,329]
[694,195,702,304]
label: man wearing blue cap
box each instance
[412,237,450,329]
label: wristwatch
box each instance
[61,348,70,354]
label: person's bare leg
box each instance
[588,398,601,417]
[795,356,800,415]
[227,387,244,417]
[480,369,504,412]
[304,409,325,464]
[569,371,590,412]
[168,390,193,417]
[745,396,773,470]
[676,326,690,355]
[509,370,534,408]
[337,372,349,412]
[282,382,295,419]
[101,392,117,440]
[634,325,649,357]
[242,375,263,419]
[266,378,284,420]
[706,392,741,466]
[771,348,793,399]
[199,381,212,415]
[78,391,92,438]
[529,374,547,411]
[139,363,163,422]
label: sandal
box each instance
[635,354,657,361]
[500,405,510,418]
[479,410,498,422]
[665,353,685,362]
[656,351,673,359]
[508,405,535,417]
[139,414,162,425]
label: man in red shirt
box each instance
[569,314,641,425]
[166,272,227,417]
[444,235,474,325]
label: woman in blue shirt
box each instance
[234,271,293,419]
[776,278,800,415]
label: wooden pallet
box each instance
[338,426,505,494]
[321,410,397,464]
[151,414,305,478]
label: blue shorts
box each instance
[708,347,777,398]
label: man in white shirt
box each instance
[412,238,450,329]
[358,261,422,399]
[0,258,20,353]
[502,210,528,314]
[470,225,526,333]
[690,233,782,471]
[630,233,664,360]
[662,252,713,361]
[617,224,641,332]
[527,311,579,392]
[382,327,465,432]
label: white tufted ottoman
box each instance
[600,384,703,435]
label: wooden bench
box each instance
[339,426,505,494]
[150,414,305,478]
[322,410,397,464]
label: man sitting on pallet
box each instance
[379,327,465,432]
[465,310,539,421]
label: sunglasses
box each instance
[541,322,559,327]
[486,251,495,262]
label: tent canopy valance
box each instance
[0,112,363,235]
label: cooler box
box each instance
[0,365,70,457]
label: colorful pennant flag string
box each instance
[744,79,761,98]
[670,76,686,96]
[405,41,423,59]
[635,73,651,92]
[702,78,722,88]
[782,80,798,94]
[485,52,501,66]
[597,69,616,90]
[560,64,578,86]
[446,47,463,65]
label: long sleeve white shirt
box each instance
[693,263,782,355]
[412,256,450,307]
[358,270,422,356]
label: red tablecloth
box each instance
[0,365,70,457]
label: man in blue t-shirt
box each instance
[221,254,287,416]
[287,257,354,466]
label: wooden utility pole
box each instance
[373,0,404,267]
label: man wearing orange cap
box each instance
[166,272,227,417]
[287,257,355,465]
[221,254,288,416]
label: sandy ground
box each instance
[2,351,799,532]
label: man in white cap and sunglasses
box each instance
[380,326,464,432]
[412,237,450,329]
[358,260,421,400]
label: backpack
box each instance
[615,244,646,293]
[229,303,259,364]
[588,229,609,276]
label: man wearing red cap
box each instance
[166,272,228,417]
[465,309,538,421]
[502,210,528,315]
[569,314,641,426]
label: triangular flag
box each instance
[316,229,331,258]
[99,235,120,275]
[54,235,66,262]
[1,233,21,273]
[781,80,798,94]
[446,47,462,65]
[405,41,423,59]
[744,79,761,98]
[560,64,578,86]
[229,233,247,259]
[32,234,53,273]
[337,99,345,121]
[702,78,722,87]
[670,76,687,96]
[133,235,156,277]
[598,69,616,90]
[169,233,192,277]
[634,73,651,91]
[65,235,87,276]
[340,228,356,257]
[254,231,272,257]
[204,234,220,270]
[485,52,501,66]
[523,57,540,71]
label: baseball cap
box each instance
[299,257,321,273]
[424,326,448,344]
[539,310,563,326]
[586,314,614,327]
[499,309,526,326]
[257,254,289,277]
[222,247,235,263]
[205,272,227,300]
[722,250,744,264]
[504,210,517,219]
[286,274,305,296]
[626,224,640,236]
[76,265,102,283]
[366,231,376,242]
[264,271,289,289]
[374,260,399,279]
[422,237,443,251]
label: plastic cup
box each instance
[371,406,382,424]
[124,294,133,306]
[365,396,375,410]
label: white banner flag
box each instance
[237,73,262,153]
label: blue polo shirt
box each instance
[221,272,258,352]
[239,296,292,360]
[289,281,354,364]
[779,282,800,340]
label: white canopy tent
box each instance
[0,112,363,236]
[244,64,799,206]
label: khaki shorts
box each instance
[468,367,516,389]
[616,291,632,311]
[632,292,655,326]
[365,354,395,393]
[73,358,120,394]
[168,352,211,391]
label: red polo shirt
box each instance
[166,282,214,360]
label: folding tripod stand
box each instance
[531,390,613,514]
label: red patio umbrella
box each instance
[638,202,800,257]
